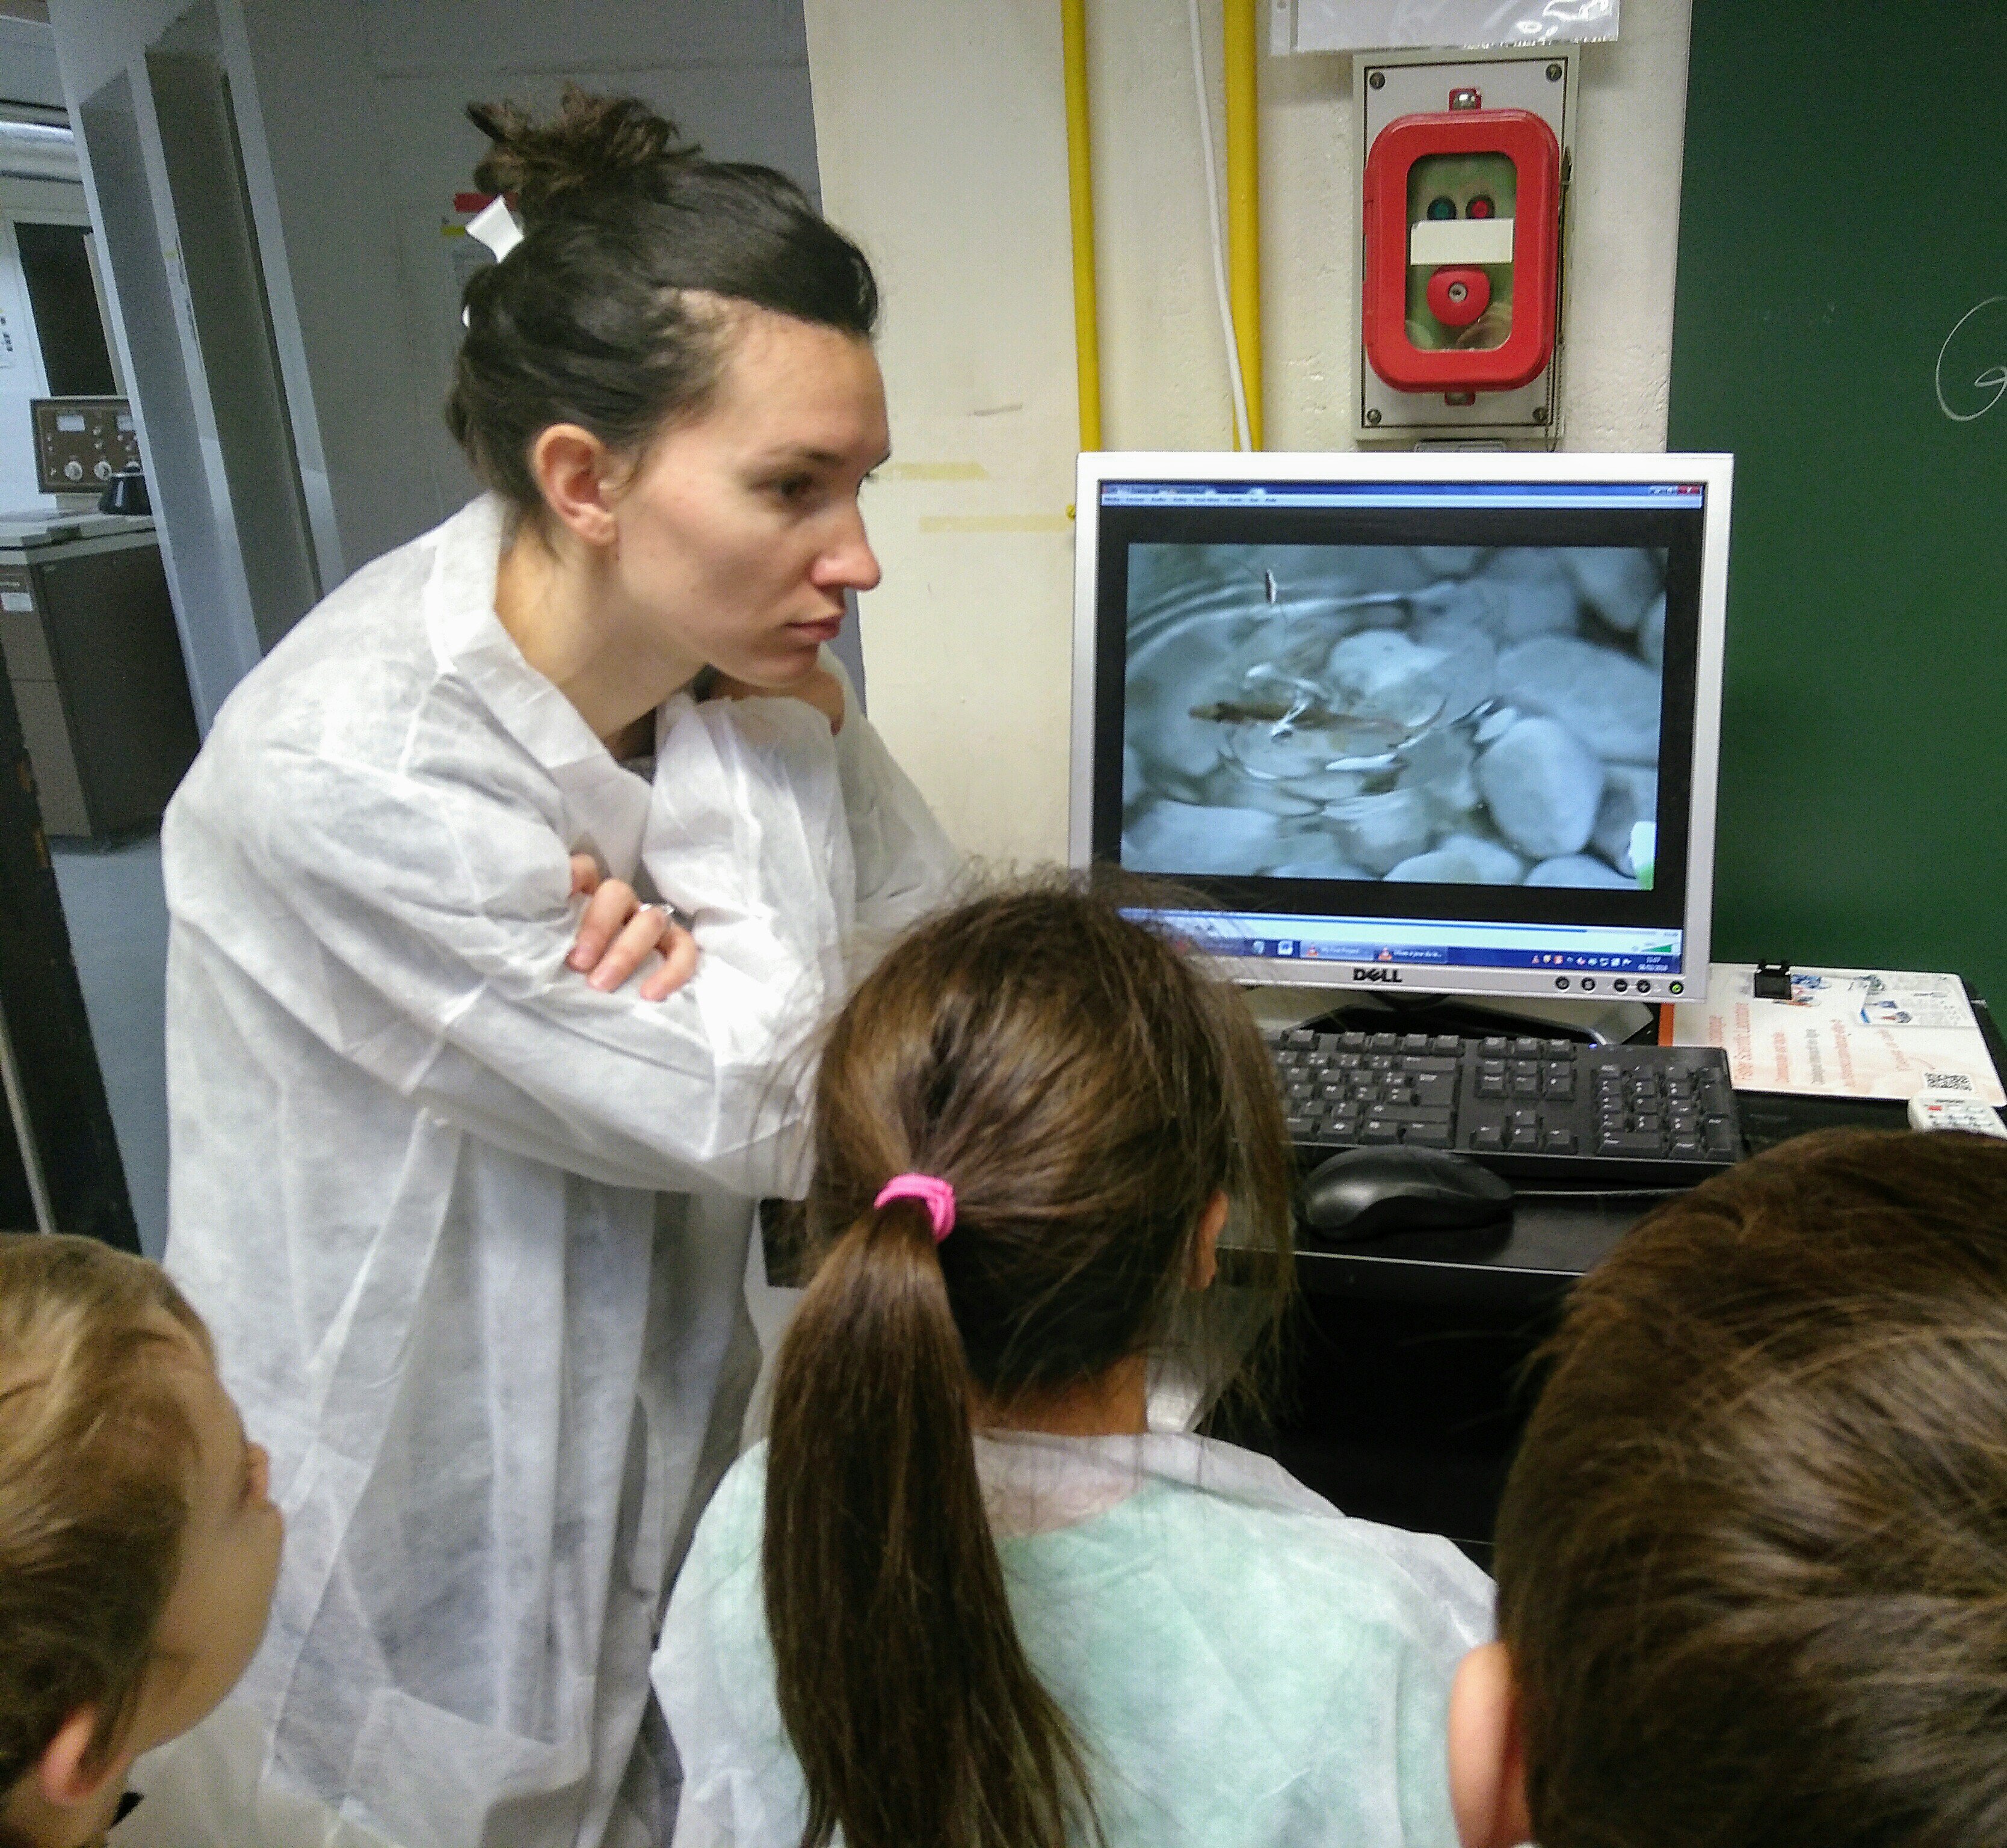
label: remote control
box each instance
[1908,1090,2007,1139]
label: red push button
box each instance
[1426,266,1491,329]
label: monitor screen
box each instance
[1070,452,1733,1002]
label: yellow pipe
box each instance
[1061,0,1102,452]
[1222,0,1262,449]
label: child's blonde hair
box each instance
[0,1234,211,1790]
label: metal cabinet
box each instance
[0,519,199,840]
[0,659,138,1246]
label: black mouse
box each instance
[1298,1145,1514,1243]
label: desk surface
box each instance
[1230,990,2007,1313]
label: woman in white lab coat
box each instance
[159,90,955,1848]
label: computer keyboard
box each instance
[1265,1027,1745,1186]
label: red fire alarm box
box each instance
[1361,107,1561,395]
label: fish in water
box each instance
[1190,698,1413,751]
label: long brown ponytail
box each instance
[763,880,1293,1848]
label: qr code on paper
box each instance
[1923,1071,1974,1092]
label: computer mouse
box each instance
[1298,1145,1514,1244]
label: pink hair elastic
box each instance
[874,1173,956,1242]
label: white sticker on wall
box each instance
[1282,0,1618,52]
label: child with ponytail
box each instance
[653,884,1492,1848]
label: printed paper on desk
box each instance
[1671,965,2006,1106]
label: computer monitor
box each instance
[1070,451,1732,1003]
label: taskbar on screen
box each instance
[1131,910,1686,979]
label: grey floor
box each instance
[51,830,170,1258]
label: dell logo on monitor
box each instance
[1352,967,1404,984]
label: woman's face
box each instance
[607,305,890,691]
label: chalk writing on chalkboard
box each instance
[1934,296,2007,423]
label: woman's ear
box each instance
[528,424,622,549]
[1188,1190,1229,1290]
[1447,1642,1534,1848]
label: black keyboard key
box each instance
[1598,1131,1665,1157]
[1404,1126,1454,1148]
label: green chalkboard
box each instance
[1668,2,2007,1009]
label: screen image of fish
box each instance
[1119,541,1665,893]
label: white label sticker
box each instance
[0,592,31,612]
[1408,218,1516,267]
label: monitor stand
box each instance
[1244,985,1657,1048]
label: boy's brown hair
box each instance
[1495,1128,2007,1848]
[0,1234,209,1793]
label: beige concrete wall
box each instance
[804,0,1693,863]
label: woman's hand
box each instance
[567,854,697,1001]
[705,666,845,735]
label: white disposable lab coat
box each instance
[116,1700,402,1848]
[162,496,957,1848]
[656,1431,1494,1848]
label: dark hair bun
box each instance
[466,85,698,224]
[449,84,878,518]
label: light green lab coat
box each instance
[655,1429,1493,1847]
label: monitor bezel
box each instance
[1070,449,1734,1002]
